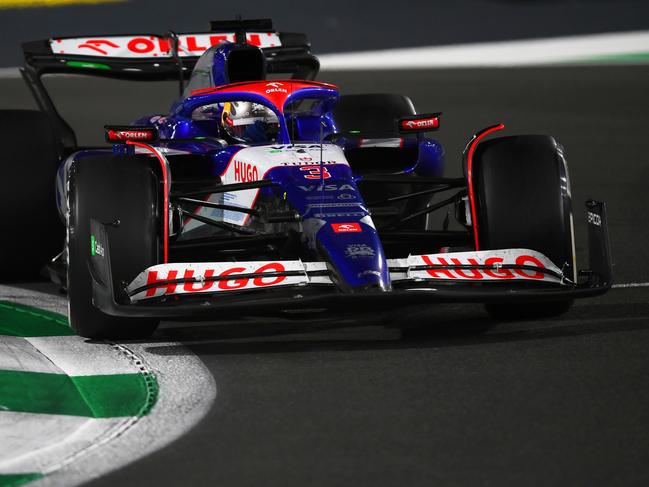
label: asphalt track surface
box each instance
[3,65,649,486]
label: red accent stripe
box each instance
[126,141,170,263]
[466,124,505,251]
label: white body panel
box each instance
[50,32,281,58]
[198,144,350,227]
[389,248,564,284]
[127,249,565,302]
[128,260,328,301]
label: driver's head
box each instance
[221,101,280,144]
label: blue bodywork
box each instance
[58,43,445,293]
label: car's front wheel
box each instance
[471,134,576,320]
[67,154,160,338]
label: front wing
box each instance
[88,201,611,318]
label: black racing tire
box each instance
[0,110,64,278]
[334,94,429,230]
[472,135,575,320]
[68,154,160,339]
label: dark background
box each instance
[1,0,649,67]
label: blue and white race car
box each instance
[5,19,611,338]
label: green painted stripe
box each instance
[0,370,157,417]
[66,60,111,70]
[0,473,43,487]
[0,302,72,337]
[576,52,649,64]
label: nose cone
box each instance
[317,220,391,293]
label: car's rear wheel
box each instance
[472,135,575,319]
[68,154,160,339]
[0,110,64,278]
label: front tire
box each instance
[68,154,160,339]
[472,135,575,319]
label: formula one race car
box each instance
[1,19,611,338]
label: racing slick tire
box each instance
[0,110,64,278]
[472,135,575,320]
[67,154,160,339]
[333,94,429,230]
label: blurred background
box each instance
[1,0,649,66]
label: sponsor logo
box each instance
[338,193,355,200]
[271,144,322,150]
[78,39,119,55]
[345,243,375,258]
[106,129,155,141]
[265,82,288,94]
[308,203,363,208]
[587,211,602,227]
[279,161,337,166]
[300,166,331,180]
[419,254,547,280]
[332,222,362,234]
[90,235,104,257]
[400,117,440,131]
[233,160,258,183]
[298,183,355,192]
[53,33,281,58]
[143,262,288,297]
[313,212,365,218]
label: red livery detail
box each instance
[78,39,119,55]
[420,254,546,280]
[106,128,156,142]
[332,222,362,233]
[143,262,288,297]
[233,161,259,182]
[126,141,169,263]
[191,80,338,113]
[465,124,506,250]
[127,38,156,54]
[300,166,331,180]
[400,116,440,132]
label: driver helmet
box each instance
[221,101,280,144]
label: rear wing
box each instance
[20,18,320,152]
[22,31,318,80]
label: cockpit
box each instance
[171,42,338,145]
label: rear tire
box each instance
[472,135,575,319]
[0,110,64,278]
[68,154,160,339]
